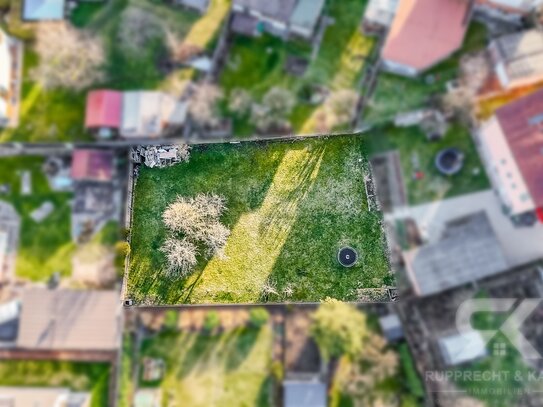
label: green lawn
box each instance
[128,135,390,304]
[0,360,111,407]
[219,0,375,135]
[0,156,75,280]
[363,22,488,125]
[365,123,490,205]
[139,326,273,406]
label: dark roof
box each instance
[233,0,297,23]
[404,211,508,296]
[231,12,259,36]
[495,88,543,208]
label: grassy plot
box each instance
[365,123,489,205]
[219,0,374,135]
[139,326,273,407]
[128,135,390,304]
[0,360,111,407]
[363,22,488,126]
[0,156,75,281]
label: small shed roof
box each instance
[404,211,508,296]
[22,0,65,20]
[439,330,487,366]
[379,313,404,342]
[233,0,297,24]
[364,0,399,28]
[71,149,114,182]
[179,0,209,12]
[289,0,325,31]
[382,0,470,71]
[121,92,186,138]
[283,381,327,407]
[16,288,121,351]
[85,90,122,129]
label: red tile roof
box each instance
[71,149,114,182]
[85,90,122,128]
[382,0,470,71]
[495,88,543,208]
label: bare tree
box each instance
[251,87,295,131]
[228,88,253,116]
[160,237,198,276]
[188,83,223,128]
[118,7,165,53]
[32,23,105,90]
[326,89,358,127]
[161,193,229,275]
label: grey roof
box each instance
[178,0,209,12]
[364,0,399,28]
[283,381,326,407]
[378,313,404,342]
[438,330,487,366]
[23,0,65,20]
[490,29,543,82]
[233,0,297,23]
[404,211,508,296]
[289,0,325,31]
[16,288,121,351]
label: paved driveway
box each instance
[385,189,543,268]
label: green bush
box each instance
[163,310,179,332]
[249,307,269,328]
[399,344,424,398]
[203,310,221,332]
[270,360,284,381]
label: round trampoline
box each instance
[435,148,464,176]
[338,247,358,267]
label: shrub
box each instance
[249,307,269,328]
[203,310,221,332]
[162,310,179,332]
[270,360,284,381]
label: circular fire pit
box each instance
[435,148,464,176]
[338,247,358,267]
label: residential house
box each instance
[22,0,66,20]
[478,89,543,220]
[85,90,123,139]
[381,0,471,76]
[0,387,90,407]
[488,29,543,91]
[403,212,509,296]
[121,91,187,139]
[15,288,122,353]
[231,0,326,40]
[0,28,23,128]
[362,0,400,34]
